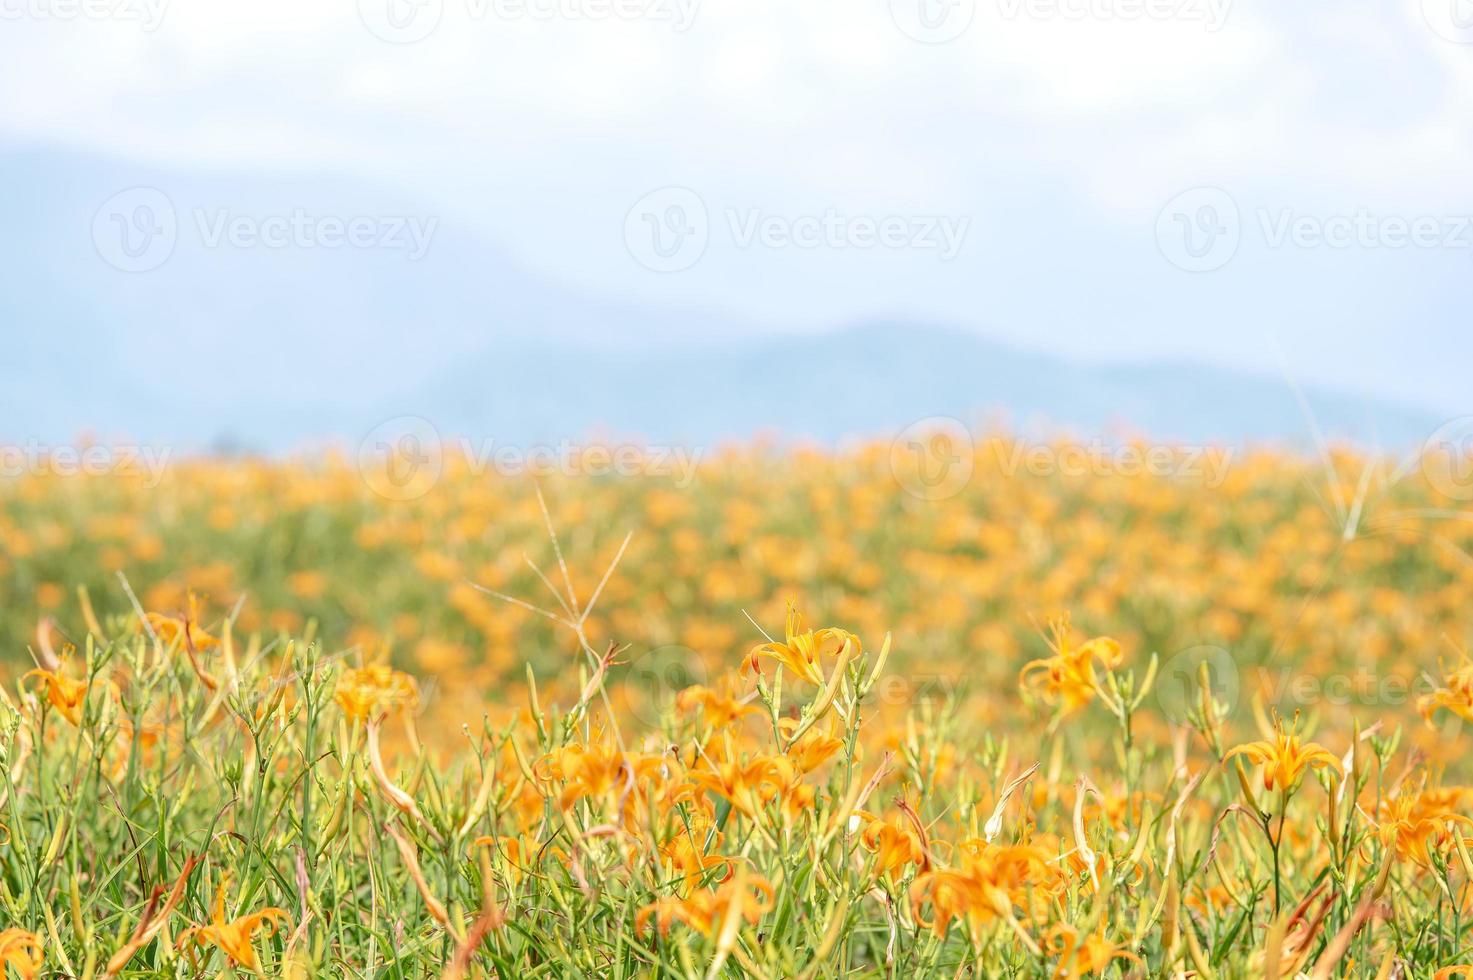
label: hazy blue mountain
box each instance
[0,143,756,446]
[379,321,1439,451]
[0,145,1443,454]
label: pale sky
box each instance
[3,0,1471,414]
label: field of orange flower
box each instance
[1,433,1472,977]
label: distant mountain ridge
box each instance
[0,145,1443,454]
[380,321,1439,451]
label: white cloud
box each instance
[3,0,1468,210]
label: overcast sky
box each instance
[3,0,1471,415]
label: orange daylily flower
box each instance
[911,840,1061,941]
[1018,615,1122,717]
[636,872,774,938]
[177,882,289,972]
[676,683,760,729]
[1378,787,1472,864]
[1419,647,1473,724]
[21,666,89,725]
[743,607,857,686]
[335,664,418,723]
[144,591,220,651]
[537,742,661,812]
[1226,717,1341,792]
[0,929,43,980]
[689,755,796,819]
[859,809,926,879]
[1047,924,1141,978]
[657,810,733,887]
[779,721,846,773]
